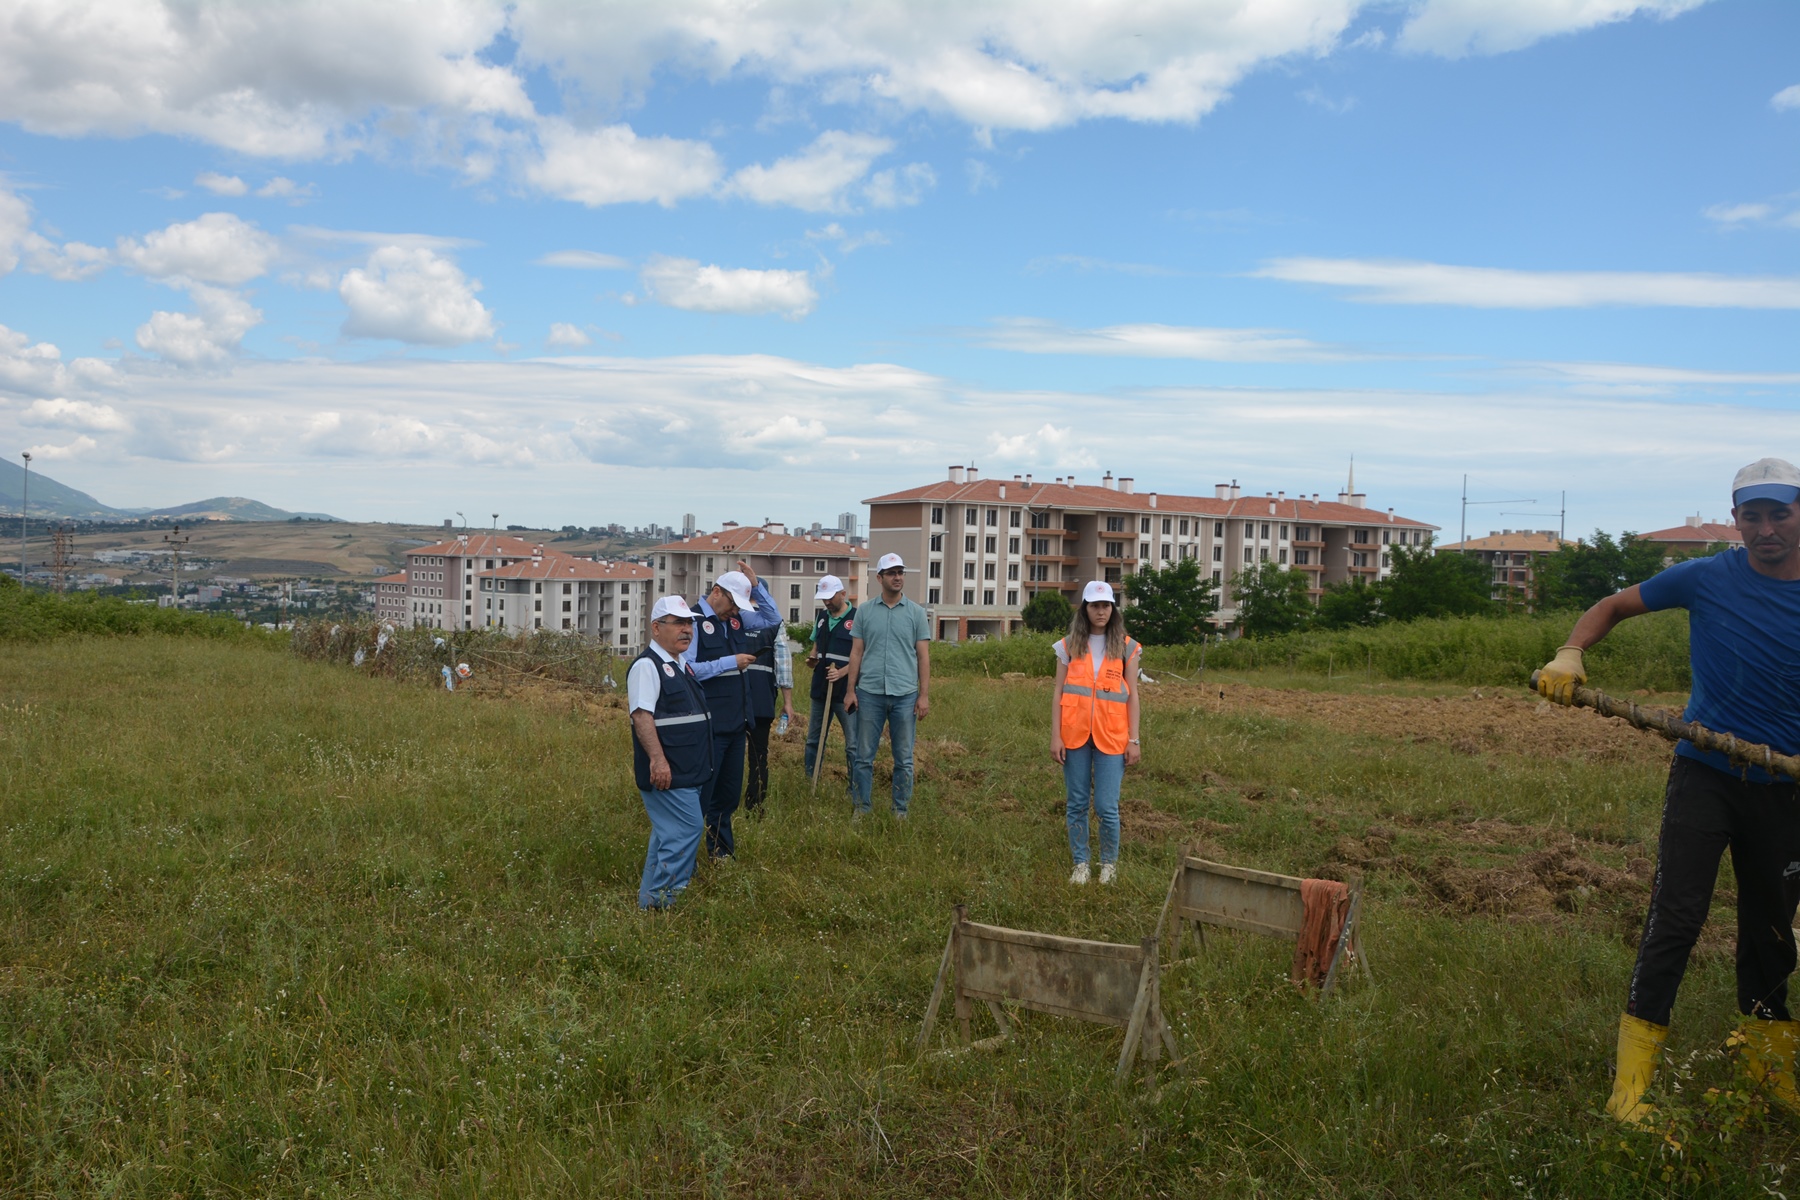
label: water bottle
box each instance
[776,712,790,735]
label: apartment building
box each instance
[1639,515,1742,553]
[649,522,867,625]
[403,533,548,630]
[866,467,1437,641]
[1433,530,1572,607]
[374,570,409,626]
[477,556,653,650]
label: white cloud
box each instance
[117,213,278,285]
[537,250,633,270]
[1706,198,1800,231]
[135,285,263,366]
[23,435,98,461]
[0,183,30,275]
[290,226,478,251]
[339,246,496,345]
[195,172,248,196]
[987,423,1096,467]
[978,318,1354,362]
[1024,254,1180,277]
[256,177,316,200]
[546,322,592,348]
[1256,257,1800,308]
[524,119,722,208]
[22,397,126,431]
[0,0,529,158]
[725,130,893,212]
[21,233,110,281]
[805,223,889,252]
[639,256,817,318]
[1396,0,1707,58]
[863,162,936,208]
[1776,85,1800,112]
[0,323,113,397]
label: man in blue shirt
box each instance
[684,561,781,861]
[1538,457,1800,1124]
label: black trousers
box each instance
[699,727,748,860]
[745,716,774,812]
[1628,755,1800,1026]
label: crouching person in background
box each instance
[629,596,715,910]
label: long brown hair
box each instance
[1066,592,1128,662]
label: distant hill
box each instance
[0,461,340,522]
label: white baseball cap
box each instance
[1082,580,1116,603]
[713,570,758,612]
[876,552,905,572]
[651,595,699,621]
[1733,458,1800,507]
[814,574,846,599]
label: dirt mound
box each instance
[1155,682,1675,766]
[1411,842,1650,919]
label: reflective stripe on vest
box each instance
[711,666,741,677]
[823,652,851,662]
[654,712,709,727]
[746,663,775,674]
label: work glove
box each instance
[1537,646,1586,704]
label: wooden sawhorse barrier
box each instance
[1156,849,1372,998]
[916,904,1179,1086]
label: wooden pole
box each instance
[916,920,956,1055]
[1533,674,1800,782]
[810,703,833,794]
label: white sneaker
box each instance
[1069,862,1090,885]
[1099,863,1117,885]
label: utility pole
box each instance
[162,523,190,606]
[17,450,29,585]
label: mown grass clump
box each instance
[291,618,623,692]
[2,636,1790,1196]
[936,609,1692,692]
[0,578,271,643]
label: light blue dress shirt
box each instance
[681,581,781,680]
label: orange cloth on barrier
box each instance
[1291,878,1351,989]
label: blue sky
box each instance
[1,0,1797,538]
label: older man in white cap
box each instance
[629,596,713,909]
[804,573,858,784]
[845,552,931,818]
[683,559,781,860]
[1538,457,1800,1124]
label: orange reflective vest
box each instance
[1059,636,1139,755]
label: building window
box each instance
[1297,526,1313,541]
[562,600,572,612]
[562,582,572,594]
[1029,564,1049,581]
[1212,569,1222,583]
[789,606,800,622]
[1260,523,1270,539]
[1007,537,1019,554]
[1352,552,1369,567]
[986,508,998,526]
[813,559,826,571]
[965,535,977,553]
[1006,589,1018,605]
[1104,541,1123,558]
[931,506,944,526]
[1007,564,1019,580]
[1259,548,1269,562]
[620,618,629,628]
[930,534,943,552]
[1381,529,1391,544]
[984,536,996,554]
[1278,549,1288,564]
[1030,511,1051,528]
[1213,522,1224,538]
[1382,553,1392,568]
[925,587,940,604]
[1353,530,1370,544]
[1244,548,1254,563]
[965,507,978,526]
[1213,546,1223,562]
[983,563,995,580]
[1139,542,1149,559]
[534,618,542,629]
[962,589,975,605]
[1280,525,1290,541]
[1105,516,1125,533]
[562,618,571,629]
[790,583,801,599]
[1137,516,1149,533]
[963,562,976,579]
[1031,537,1050,555]
[1009,510,1021,527]
[535,600,543,611]
[1295,549,1311,565]
[1161,545,1172,561]
[929,561,942,578]
[619,599,628,610]
[983,589,995,605]
[790,558,802,571]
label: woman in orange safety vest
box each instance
[1050,580,1142,886]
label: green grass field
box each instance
[3,636,1796,1197]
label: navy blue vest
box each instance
[692,603,751,731]
[809,603,857,702]
[631,647,714,790]
[742,623,781,720]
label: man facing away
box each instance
[740,616,794,816]
[845,553,931,819]
[804,574,858,787]
[627,596,713,910]
[684,561,781,860]
[1537,458,1800,1124]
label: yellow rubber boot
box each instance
[1606,1014,1668,1126]
[1738,1019,1800,1114]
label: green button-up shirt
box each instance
[851,593,931,696]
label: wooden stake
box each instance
[810,702,834,794]
[916,920,956,1055]
[1114,941,1157,1086]
[1535,674,1800,782]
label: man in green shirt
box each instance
[845,553,932,818]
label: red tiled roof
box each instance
[1435,532,1571,553]
[649,526,868,556]
[863,479,1437,528]
[374,571,408,583]
[1639,522,1741,545]
[481,557,652,581]
[408,533,544,558]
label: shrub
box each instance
[0,582,271,644]
[1019,589,1071,633]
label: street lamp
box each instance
[17,451,29,585]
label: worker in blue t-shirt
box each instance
[1538,458,1800,1126]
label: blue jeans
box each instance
[638,786,704,909]
[851,689,917,815]
[804,693,857,781]
[1063,743,1123,865]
